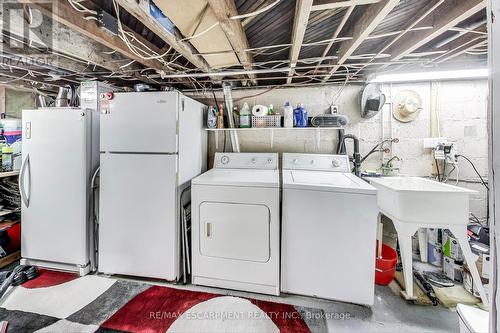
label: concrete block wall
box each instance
[5,88,35,118]
[189,79,489,219]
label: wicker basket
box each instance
[251,115,282,128]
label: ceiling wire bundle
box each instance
[112,0,191,71]
[67,0,99,21]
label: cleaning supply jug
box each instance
[207,105,218,129]
[239,102,251,128]
[284,101,294,128]
[294,103,308,127]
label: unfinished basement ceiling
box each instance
[152,0,240,68]
[0,0,488,92]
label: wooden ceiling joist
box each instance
[0,68,74,88]
[5,4,126,74]
[2,4,164,86]
[207,0,257,84]
[19,0,170,73]
[7,0,487,88]
[322,0,400,82]
[390,0,486,61]
[287,0,314,84]
[350,0,445,77]
[113,0,210,72]
[314,5,355,72]
[311,0,382,11]
[241,1,269,27]
[434,38,487,64]
[431,25,488,63]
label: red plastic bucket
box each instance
[375,242,398,286]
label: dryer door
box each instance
[200,202,270,262]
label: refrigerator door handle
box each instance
[19,154,31,208]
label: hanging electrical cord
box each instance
[66,0,99,21]
[112,0,178,65]
[180,22,220,42]
[443,165,456,183]
[0,72,32,84]
[435,158,442,182]
[230,0,280,20]
[359,138,398,164]
[330,65,350,104]
[24,5,33,25]
[91,167,100,270]
[456,154,489,190]
[67,0,97,15]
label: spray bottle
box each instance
[283,101,294,128]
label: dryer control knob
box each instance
[293,159,299,164]
[267,158,273,164]
[332,159,341,167]
[310,160,316,165]
[221,156,230,165]
[251,158,257,164]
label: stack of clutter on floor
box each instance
[395,224,490,308]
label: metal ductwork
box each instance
[222,82,240,152]
[55,87,69,107]
[36,95,48,108]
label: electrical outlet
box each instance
[331,105,339,114]
[445,145,458,164]
[99,10,119,36]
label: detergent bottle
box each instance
[294,103,308,127]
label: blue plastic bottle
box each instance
[294,103,308,127]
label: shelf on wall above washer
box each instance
[207,127,344,150]
[205,127,343,131]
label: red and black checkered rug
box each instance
[0,270,327,332]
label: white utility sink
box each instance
[368,176,488,306]
[368,176,477,225]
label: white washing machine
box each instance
[191,153,280,295]
[281,153,378,305]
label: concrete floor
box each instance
[125,276,460,333]
[2,261,459,332]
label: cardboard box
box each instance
[427,241,443,267]
[442,231,463,261]
[476,253,490,279]
[443,256,463,282]
[427,228,441,245]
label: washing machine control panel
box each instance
[214,153,278,170]
[283,154,350,172]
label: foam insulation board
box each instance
[152,0,240,68]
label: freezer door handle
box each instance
[19,154,31,208]
[206,222,212,238]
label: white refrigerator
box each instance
[20,108,99,275]
[98,91,207,281]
